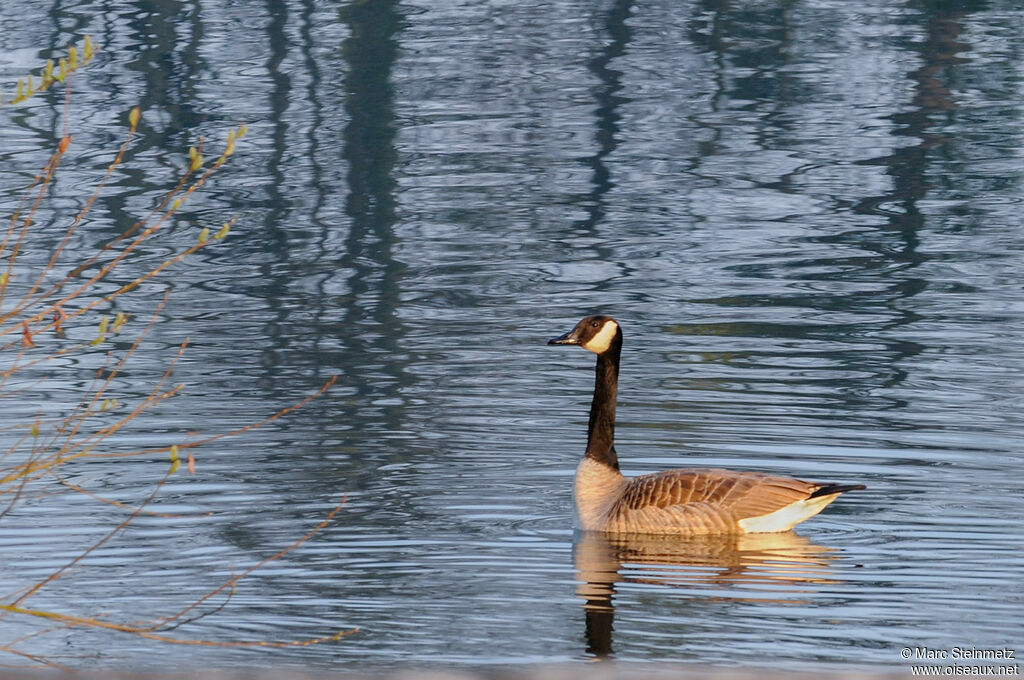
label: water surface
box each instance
[0,0,1022,671]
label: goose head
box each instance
[548,315,621,355]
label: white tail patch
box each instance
[737,494,840,533]
[582,320,619,354]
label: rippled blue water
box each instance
[1,0,1022,671]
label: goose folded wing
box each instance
[618,468,820,521]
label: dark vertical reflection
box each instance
[686,2,791,166]
[125,0,208,142]
[851,5,979,380]
[99,0,207,240]
[261,0,293,260]
[299,0,329,240]
[574,0,634,232]
[33,3,75,159]
[853,7,976,259]
[255,0,296,388]
[248,0,307,399]
[39,0,207,150]
[574,534,621,659]
[337,0,407,427]
[584,601,615,658]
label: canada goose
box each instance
[549,315,864,535]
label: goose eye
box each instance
[591,320,600,328]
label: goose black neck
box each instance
[585,329,622,470]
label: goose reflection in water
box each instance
[574,530,842,658]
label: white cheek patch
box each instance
[583,321,619,354]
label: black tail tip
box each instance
[809,483,867,499]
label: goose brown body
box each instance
[550,315,864,536]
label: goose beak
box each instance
[548,328,579,345]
